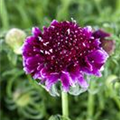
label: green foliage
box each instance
[49,114,70,120]
[0,0,120,120]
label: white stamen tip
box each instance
[67,29,70,35]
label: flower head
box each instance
[22,20,108,92]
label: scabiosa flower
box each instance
[22,20,109,92]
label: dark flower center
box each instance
[37,21,97,72]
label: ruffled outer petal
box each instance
[40,67,50,79]
[32,27,42,37]
[67,65,80,83]
[68,65,89,89]
[84,49,108,76]
[87,49,108,64]
[51,20,59,26]
[77,74,89,89]
[33,64,44,79]
[60,71,72,92]
[22,36,42,59]
[45,73,60,91]
[23,54,44,74]
[92,38,101,48]
[83,26,92,38]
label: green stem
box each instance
[116,0,120,11]
[87,81,95,120]
[0,0,9,30]
[94,0,101,15]
[61,91,69,118]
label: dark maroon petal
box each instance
[92,30,110,38]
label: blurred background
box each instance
[0,0,120,120]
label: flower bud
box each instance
[93,30,115,55]
[5,28,26,54]
[101,39,115,55]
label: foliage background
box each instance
[0,0,120,120]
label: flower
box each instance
[22,20,108,92]
[5,28,26,54]
[93,30,115,55]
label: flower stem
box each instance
[87,81,95,120]
[61,91,69,118]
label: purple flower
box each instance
[93,30,115,55]
[22,20,108,92]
